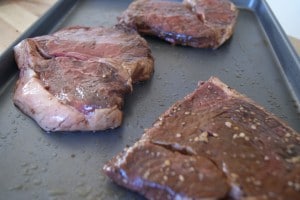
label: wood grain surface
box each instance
[0,0,57,54]
[0,0,299,55]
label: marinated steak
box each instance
[103,77,300,200]
[13,26,154,131]
[119,0,238,49]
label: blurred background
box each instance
[0,0,299,55]
[266,0,300,55]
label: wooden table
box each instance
[0,0,299,55]
[0,0,58,53]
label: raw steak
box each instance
[103,77,300,199]
[13,26,154,132]
[119,0,238,49]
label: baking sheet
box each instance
[0,0,300,199]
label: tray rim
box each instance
[0,1,299,199]
[0,0,299,109]
[0,0,79,88]
[239,0,300,111]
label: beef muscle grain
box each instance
[103,77,300,200]
[119,0,238,49]
[13,26,154,132]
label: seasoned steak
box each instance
[103,77,300,200]
[13,26,154,132]
[119,0,238,49]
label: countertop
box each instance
[0,0,58,54]
[0,0,299,55]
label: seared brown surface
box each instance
[13,26,154,131]
[105,140,229,199]
[104,77,300,199]
[119,0,238,49]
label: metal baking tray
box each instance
[0,0,299,199]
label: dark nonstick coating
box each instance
[0,0,299,199]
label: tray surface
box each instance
[0,0,299,199]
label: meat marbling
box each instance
[119,0,238,49]
[103,77,300,200]
[13,26,154,132]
